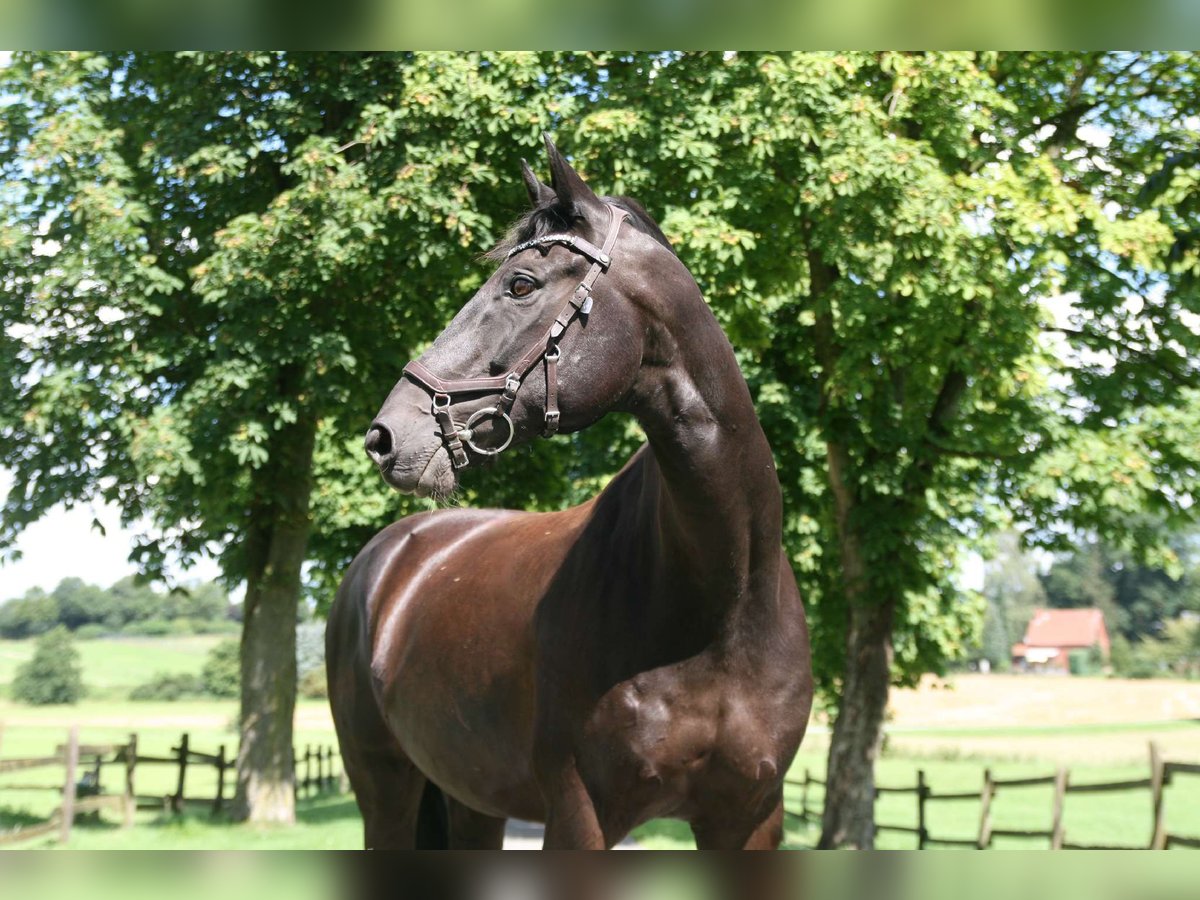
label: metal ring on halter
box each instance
[456,406,514,456]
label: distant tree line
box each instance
[980,528,1200,677]
[0,576,239,639]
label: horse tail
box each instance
[416,779,450,849]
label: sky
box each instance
[0,469,224,599]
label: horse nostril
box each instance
[364,423,395,466]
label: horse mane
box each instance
[485,195,677,263]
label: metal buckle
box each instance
[455,406,514,457]
[544,344,561,363]
[432,393,451,411]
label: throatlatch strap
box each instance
[544,349,560,435]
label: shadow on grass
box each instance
[0,805,47,830]
[116,793,362,833]
[298,796,362,826]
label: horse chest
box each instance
[583,666,786,815]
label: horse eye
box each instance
[510,276,536,299]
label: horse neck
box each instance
[625,283,784,639]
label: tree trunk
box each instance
[818,596,896,849]
[231,412,317,824]
[817,435,895,849]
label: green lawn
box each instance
[0,635,225,700]
[5,713,1200,849]
[3,636,1200,849]
[634,737,1200,849]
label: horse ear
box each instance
[543,132,604,217]
[520,158,555,208]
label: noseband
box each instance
[402,204,629,469]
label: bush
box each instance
[121,618,173,637]
[192,619,240,636]
[129,672,205,701]
[202,639,240,698]
[1126,657,1161,679]
[1067,649,1091,676]
[12,627,85,705]
[298,664,328,700]
[74,623,109,640]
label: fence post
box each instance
[324,746,333,790]
[123,732,137,828]
[173,732,189,814]
[917,769,927,850]
[977,768,995,849]
[213,743,227,816]
[1150,741,1167,849]
[60,725,79,844]
[304,745,312,796]
[1050,767,1067,849]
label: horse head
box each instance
[365,135,679,499]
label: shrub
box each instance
[129,672,205,701]
[74,623,109,640]
[1067,649,1091,676]
[298,664,328,700]
[202,639,240,698]
[193,619,240,636]
[12,627,85,705]
[1126,657,1160,679]
[121,618,173,637]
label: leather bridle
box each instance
[402,204,629,469]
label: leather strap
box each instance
[403,204,628,465]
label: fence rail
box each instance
[0,725,342,847]
[784,741,1200,850]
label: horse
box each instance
[326,136,813,849]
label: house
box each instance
[1011,608,1110,673]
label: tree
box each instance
[2,51,1197,841]
[12,626,85,704]
[51,577,110,631]
[1041,530,1199,641]
[0,51,597,823]
[982,531,1050,660]
[0,588,59,638]
[553,51,1200,846]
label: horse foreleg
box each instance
[740,798,785,850]
[540,764,607,849]
[447,797,507,849]
[691,795,785,850]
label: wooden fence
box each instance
[0,726,342,847]
[784,741,1200,850]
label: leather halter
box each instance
[402,204,629,469]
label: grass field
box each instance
[0,636,225,700]
[2,638,1199,849]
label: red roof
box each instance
[1021,609,1108,648]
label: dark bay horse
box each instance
[327,137,813,849]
